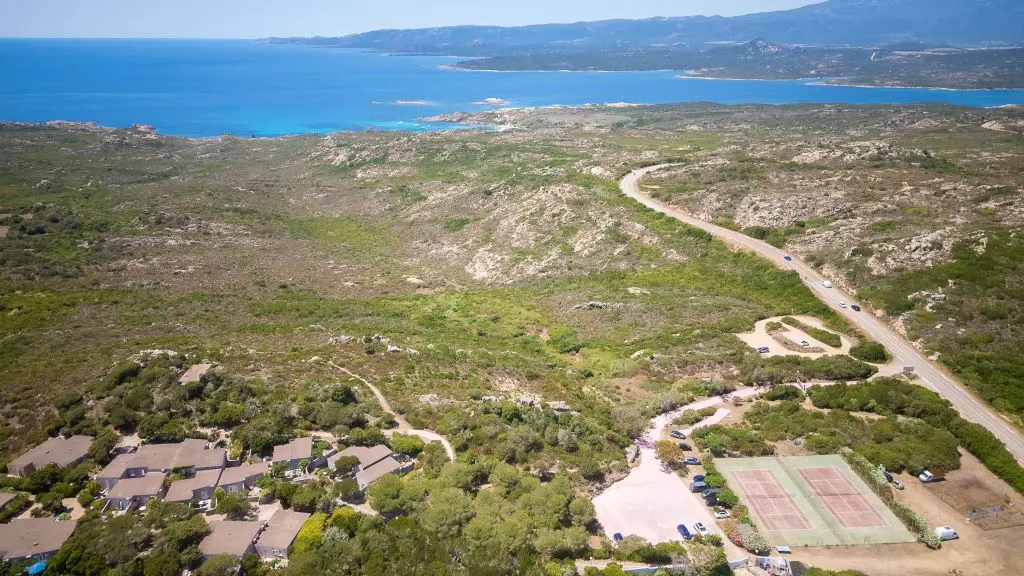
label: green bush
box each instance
[764,384,803,401]
[781,317,842,348]
[849,341,891,364]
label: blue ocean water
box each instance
[2,39,1023,137]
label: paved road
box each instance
[621,164,1024,464]
[329,361,456,461]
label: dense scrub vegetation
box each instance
[809,379,1024,494]
[744,401,960,474]
[858,230,1024,422]
[741,355,877,385]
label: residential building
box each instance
[178,363,214,385]
[254,509,310,560]
[165,469,222,503]
[330,445,411,489]
[7,435,93,477]
[0,518,77,562]
[97,439,226,489]
[106,472,166,511]
[217,462,269,495]
[271,437,313,470]
[200,520,262,559]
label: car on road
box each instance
[677,524,692,540]
[851,304,861,312]
[614,533,623,542]
[678,442,692,451]
[783,255,793,262]
[670,430,687,440]
[684,456,702,465]
[713,508,731,519]
[839,302,847,309]
[799,340,810,348]
[822,280,833,288]
[756,346,770,354]
[693,522,709,536]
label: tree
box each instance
[568,497,595,528]
[420,488,475,539]
[347,426,386,447]
[366,474,407,516]
[337,478,361,502]
[195,555,239,576]
[333,455,360,476]
[213,487,251,520]
[488,463,522,496]
[143,549,182,576]
[654,440,687,471]
[388,434,425,457]
[89,429,120,464]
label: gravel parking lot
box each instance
[593,393,759,561]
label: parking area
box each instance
[734,316,855,359]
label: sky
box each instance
[0,0,820,38]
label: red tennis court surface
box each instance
[733,469,812,530]
[799,467,887,528]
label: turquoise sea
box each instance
[2,39,1024,137]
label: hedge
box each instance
[781,317,842,348]
[840,449,940,549]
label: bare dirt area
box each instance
[734,316,855,359]
[789,451,1024,575]
[927,451,1024,531]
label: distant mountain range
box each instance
[268,0,1024,53]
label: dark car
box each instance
[784,256,793,262]
[669,430,687,440]
[677,524,692,540]
[613,533,623,542]
[851,305,861,312]
[678,442,692,451]
[684,456,702,465]
[701,488,721,499]
[692,474,705,482]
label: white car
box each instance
[839,302,847,309]
[800,340,810,348]
[822,280,833,288]
[713,508,731,519]
[693,522,710,536]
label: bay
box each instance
[2,38,1023,137]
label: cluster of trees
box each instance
[741,354,877,386]
[407,399,630,482]
[744,400,960,474]
[809,379,1024,494]
[848,341,891,364]
[691,425,773,458]
[48,501,219,576]
[673,407,717,427]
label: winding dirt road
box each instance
[329,361,456,461]
[621,164,1024,464]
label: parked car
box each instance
[883,471,894,483]
[918,469,945,483]
[684,456,702,465]
[799,340,810,348]
[756,346,770,354]
[892,480,905,490]
[714,508,731,519]
[839,301,847,309]
[934,526,959,541]
[701,488,721,499]
[614,533,623,542]
[670,430,687,440]
[677,442,692,451]
[851,304,861,312]
[693,522,710,536]
[677,524,692,540]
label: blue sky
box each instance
[0,0,820,38]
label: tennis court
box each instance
[716,455,914,547]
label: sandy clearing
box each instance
[735,315,856,359]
